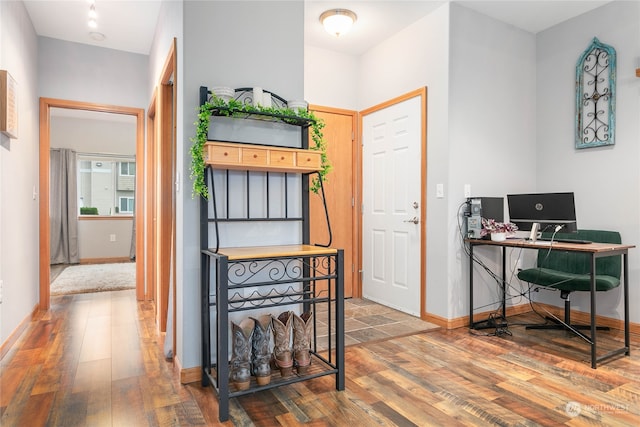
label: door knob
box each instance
[403,217,419,224]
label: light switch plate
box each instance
[436,183,444,198]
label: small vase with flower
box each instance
[481,218,518,242]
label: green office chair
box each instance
[517,229,621,331]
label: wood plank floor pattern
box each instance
[1,290,639,426]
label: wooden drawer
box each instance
[208,144,240,164]
[205,142,322,173]
[242,148,268,167]
[296,151,321,170]
[270,150,295,168]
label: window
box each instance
[77,154,135,215]
[120,162,135,176]
[119,197,135,213]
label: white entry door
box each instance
[362,93,424,316]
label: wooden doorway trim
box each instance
[38,98,145,310]
[146,89,157,302]
[147,38,177,356]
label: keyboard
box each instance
[538,237,592,244]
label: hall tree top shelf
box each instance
[201,85,315,127]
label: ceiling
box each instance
[23,1,612,56]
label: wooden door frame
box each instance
[146,39,177,353]
[358,87,428,319]
[38,98,145,309]
[309,105,361,297]
[146,90,157,303]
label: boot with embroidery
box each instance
[271,311,294,377]
[230,318,254,390]
[250,315,272,386]
[292,311,313,375]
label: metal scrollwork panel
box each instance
[575,37,616,149]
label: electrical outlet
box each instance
[110,234,116,242]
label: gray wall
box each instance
[177,0,304,369]
[534,1,640,320]
[447,4,537,320]
[0,0,40,345]
[38,37,148,108]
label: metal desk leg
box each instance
[590,254,597,369]
[469,243,474,328]
[624,253,630,355]
[502,246,506,320]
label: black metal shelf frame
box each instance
[200,250,344,420]
[198,86,344,422]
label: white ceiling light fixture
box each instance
[320,9,357,37]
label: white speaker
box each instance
[528,222,540,241]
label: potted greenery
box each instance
[481,218,518,241]
[190,96,331,199]
[80,207,99,215]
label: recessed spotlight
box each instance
[88,18,97,28]
[89,5,97,19]
[89,32,106,41]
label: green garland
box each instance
[189,97,331,199]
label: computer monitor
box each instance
[477,197,504,222]
[507,192,578,233]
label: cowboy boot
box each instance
[250,315,272,386]
[292,311,313,375]
[230,318,254,390]
[271,311,294,377]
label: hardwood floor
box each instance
[1,290,639,426]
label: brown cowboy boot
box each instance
[292,311,313,375]
[250,315,272,386]
[230,318,254,390]
[271,311,294,377]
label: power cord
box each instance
[461,209,584,336]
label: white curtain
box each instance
[50,148,79,264]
